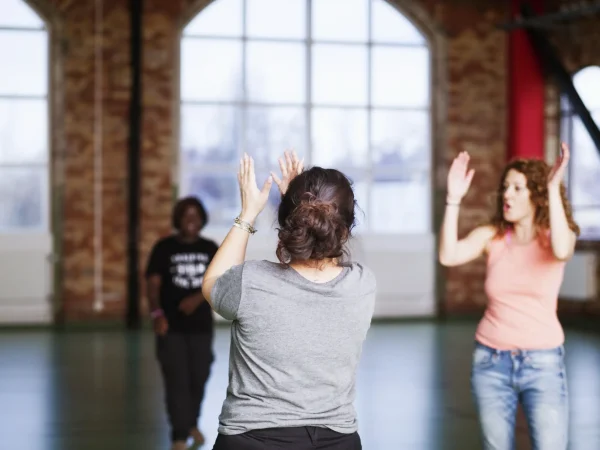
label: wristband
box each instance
[446,196,461,206]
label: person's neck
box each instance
[288,258,343,283]
[290,258,338,271]
[512,219,536,244]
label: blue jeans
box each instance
[470,341,569,450]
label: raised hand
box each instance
[271,149,304,196]
[447,151,475,203]
[548,142,570,189]
[238,153,273,222]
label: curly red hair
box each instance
[490,158,580,238]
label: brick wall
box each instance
[35,0,131,321]
[34,0,521,321]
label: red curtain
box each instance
[508,0,545,161]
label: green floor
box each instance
[1,320,599,450]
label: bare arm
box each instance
[548,186,576,260]
[547,143,577,261]
[202,153,273,305]
[146,274,161,312]
[439,213,495,267]
[178,290,207,315]
[202,224,253,306]
[146,274,168,335]
[439,151,494,266]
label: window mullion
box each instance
[306,0,313,167]
[366,0,373,231]
[241,0,248,159]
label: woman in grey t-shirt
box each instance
[202,151,376,450]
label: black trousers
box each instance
[213,426,362,450]
[156,332,213,442]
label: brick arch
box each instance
[148,0,510,317]
[176,0,448,312]
[176,0,446,211]
[24,0,58,23]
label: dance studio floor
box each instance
[1,320,599,450]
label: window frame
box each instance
[176,0,433,234]
[0,0,52,233]
[560,66,600,241]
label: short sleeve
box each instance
[145,240,167,278]
[211,263,244,321]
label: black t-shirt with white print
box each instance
[145,235,219,334]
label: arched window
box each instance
[179,0,431,234]
[0,0,49,232]
[560,66,600,239]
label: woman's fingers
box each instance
[271,171,282,188]
[284,151,293,172]
[243,153,251,184]
[248,154,256,184]
[297,157,304,175]
[278,156,288,179]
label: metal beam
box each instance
[498,1,600,30]
[519,3,600,156]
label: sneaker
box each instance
[190,427,205,445]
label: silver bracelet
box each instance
[233,217,257,235]
[446,196,461,207]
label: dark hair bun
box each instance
[276,167,356,264]
[276,199,348,263]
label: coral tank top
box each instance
[475,230,566,350]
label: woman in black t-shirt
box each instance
[145,196,219,450]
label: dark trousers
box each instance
[156,332,214,442]
[213,426,362,450]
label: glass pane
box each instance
[0,167,46,230]
[575,209,600,240]
[246,107,306,167]
[180,105,241,165]
[183,0,242,37]
[371,46,429,107]
[312,0,368,42]
[181,173,240,225]
[560,93,572,113]
[0,0,45,28]
[573,66,600,111]
[180,39,242,101]
[246,42,306,104]
[371,0,425,44]
[247,0,306,39]
[370,172,430,233]
[0,99,47,163]
[0,30,47,96]
[312,44,367,105]
[311,108,368,167]
[571,113,600,207]
[371,110,429,170]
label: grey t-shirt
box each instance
[211,259,376,435]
